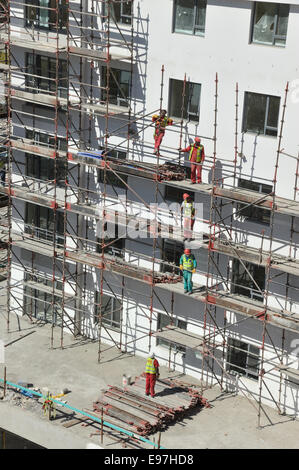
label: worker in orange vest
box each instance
[152,110,173,156]
[145,352,160,398]
[181,193,195,241]
[179,137,205,184]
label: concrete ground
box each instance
[1,280,299,449]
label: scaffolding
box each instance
[0,0,299,429]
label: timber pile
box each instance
[92,375,209,436]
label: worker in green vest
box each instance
[145,352,160,398]
[179,248,197,295]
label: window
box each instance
[232,259,265,302]
[173,0,207,36]
[161,239,184,275]
[23,272,62,324]
[26,53,68,98]
[25,129,67,185]
[96,224,125,258]
[25,202,64,246]
[98,168,127,189]
[100,147,127,161]
[165,185,193,203]
[242,92,280,136]
[25,0,67,31]
[156,312,187,353]
[101,67,131,107]
[169,79,201,122]
[251,2,289,47]
[227,338,259,380]
[94,292,122,330]
[105,0,132,25]
[237,178,272,224]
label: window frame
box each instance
[25,202,64,246]
[231,258,265,302]
[169,78,201,122]
[25,129,67,185]
[25,0,67,32]
[237,178,272,225]
[172,0,207,37]
[227,337,260,381]
[242,91,280,137]
[156,312,187,353]
[23,272,62,324]
[25,53,68,98]
[94,292,122,331]
[251,2,290,47]
[103,0,133,25]
[101,67,131,108]
[161,239,184,275]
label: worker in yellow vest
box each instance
[179,137,205,184]
[180,248,197,295]
[181,193,195,241]
[145,352,160,398]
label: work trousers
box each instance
[145,373,157,397]
[183,217,194,239]
[183,270,193,293]
[191,162,202,183]
[154,131,165,153]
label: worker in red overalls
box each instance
[152,109,173,156]
[145,352,160,398]
[180,137,205,184]
[181,193,195,241]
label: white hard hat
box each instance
[150,352,155,358]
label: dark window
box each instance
[98,168,127,189]
[25,0,67,31]
[243,92,280,136]
[25,129,67,185]
[101,67,131,107]
[105,0,132,25]
[161,239,184,275]
[96,223,125,258]
[251,2,289,47]
[169,79,201,122]
[165,185,193,203]
[94,292,122,330]
[26,53,68,98]
[25,202,64,246]
[156,312,187,353]
[173,0,207,36]
[100,147,127,161]
[227,338,259,380]
[232,259,265,302]
[237,178,272,224]
[23,272,62,324]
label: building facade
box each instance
[1,0,299,422]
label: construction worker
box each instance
[179,137,205,184]
[181,193,195,241]
[152,109,173,156]
[180,248,197,295]
[145,352,160,398]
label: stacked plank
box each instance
[92,375,209,436]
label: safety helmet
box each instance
[150,352,155,358]
[183,193,190,200]
[194,137,201,143]
[184,249,191,255]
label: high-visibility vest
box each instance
[189,144,203,163]
[154,116,169,135]
[145,357,156,374]
[183,200,194,218]
[182,254,194,272]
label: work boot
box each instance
[188,291,193,295]
[184,289,188,293]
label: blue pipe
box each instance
[0,378,164,449]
